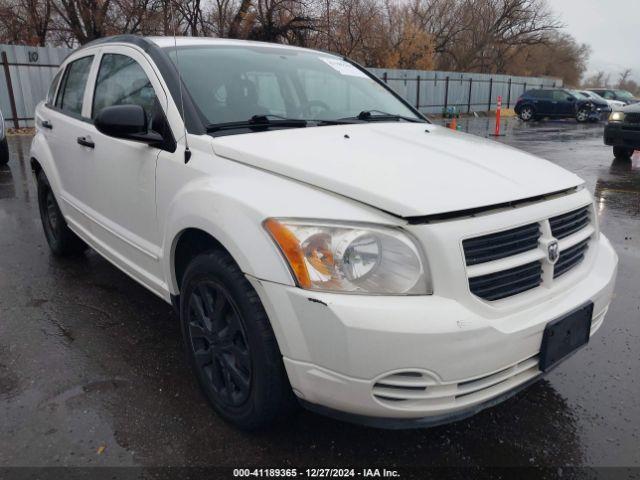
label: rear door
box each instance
[43,54,98,233]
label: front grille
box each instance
[625,112,640,123]
[469,261,542,301]
[550,206,590,239]
[554,238,589,278]
[463,203,593,301]
[462,223,540,266]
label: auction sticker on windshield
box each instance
[320,57,368,78]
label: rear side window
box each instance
[531,90,552,99]
[55,56,94,115]
[92,54,158,120]
[526,90,540,99]
[46,69,63,105]
[553,90,569,101]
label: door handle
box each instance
[77,136,95,149]
[41,120,53,130]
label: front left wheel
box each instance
[180,250,295,430]
[0,138,8,165]
[576,108,590,123]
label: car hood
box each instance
[211,123,583,217]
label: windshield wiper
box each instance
[342,110,425,123]
[206,114,308,133]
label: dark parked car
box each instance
[604,104,640,159]
[588,88,638,105]
[515,88,611,122]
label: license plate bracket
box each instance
[539,302,593,372]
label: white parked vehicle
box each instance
[31,36,618,429]
[0,108,8,165]
[578,90,626,111]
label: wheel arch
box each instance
[164,214,294,297]
[171,227,231,292]
[29,128,63,195]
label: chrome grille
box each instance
[550,206,590,239]
[463,223,540,265]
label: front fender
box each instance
[161,176,295,295]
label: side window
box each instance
[46,69,63,105]
[553,90,568,101]
[55,56,94,115]
[527,90,540,99]
[537,90,552,99]
[92,54,158,121]
[603,91,614,99]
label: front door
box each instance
[84,47,170,295]
[553,90,576,116]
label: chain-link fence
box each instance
[368,68,562,115]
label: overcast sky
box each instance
[551,0,640,84]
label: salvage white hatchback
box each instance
[31,36,618,429]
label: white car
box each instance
[30,36,618,430]
[0,108,8,165]
[579,90,626,111]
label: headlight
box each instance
[264,218,431,295]
[609,111,625,122]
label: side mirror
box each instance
[95,104,162,145]
[567,96,575,101]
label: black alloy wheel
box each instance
[186,280,252,407]
[180,251,295,429]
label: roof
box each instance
[146,36,315,53]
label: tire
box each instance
[0,138,8,166]
[518,105,535,122]
[180,250,295,430]
[576,108,590,123]
[36,170,88,256]
[613,146,634,159]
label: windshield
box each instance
[573,90,589,98]
[165,45,422,128]
[614,90,635,100]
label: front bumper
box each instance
[250,234,617,426]
[605,123,640,148]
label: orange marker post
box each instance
[450,116,457,130]
[494,95,502,136]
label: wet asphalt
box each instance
[0,117,638,472]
